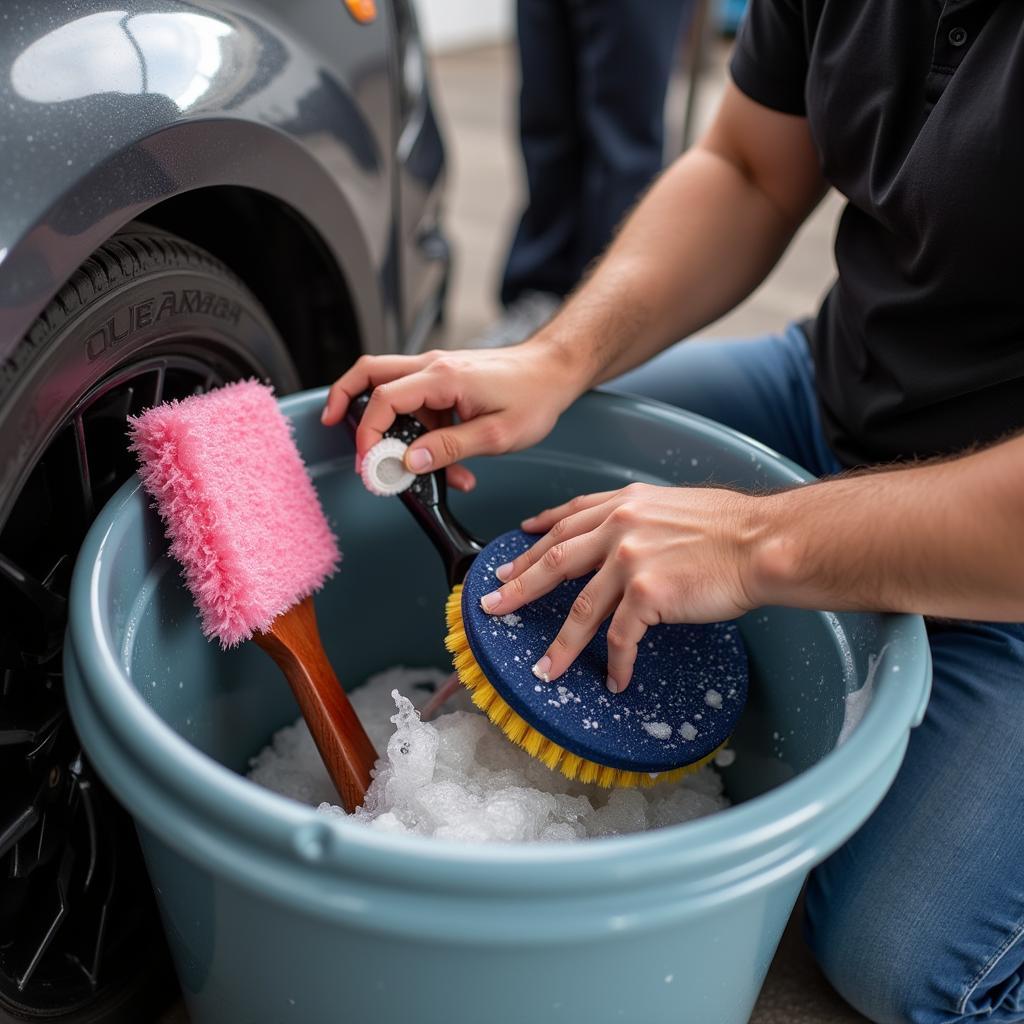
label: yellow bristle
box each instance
[444,585,729,789]
[521,729,545,757]
[539,743,564,771]
[504,718,529,744]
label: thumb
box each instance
[405,416,508,474]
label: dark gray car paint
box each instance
[0,0,447,365]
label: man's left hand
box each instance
[478,483,760,693]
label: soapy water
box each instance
[248,667,731,842]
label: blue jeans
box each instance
[610,325,1024,1024]
[501,0,689,305]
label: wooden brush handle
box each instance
[254,596,377,813]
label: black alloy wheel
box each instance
[0,225,301,1022]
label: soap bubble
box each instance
[249,667,730,843]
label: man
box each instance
[324,2,1024,1020]
[474,0,689,347]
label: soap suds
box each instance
[248,667,729,843]
[641,721,673,741]
[837,644,889,746]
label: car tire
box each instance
[0,224,301,1023]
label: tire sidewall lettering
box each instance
[0,266,294,529]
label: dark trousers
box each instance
[500,0,690,306]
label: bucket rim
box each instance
[65,388,931,892]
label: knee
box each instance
[803,865,959,1024]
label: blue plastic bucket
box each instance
[64,389,931,1024]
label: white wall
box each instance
[412,0,513,53]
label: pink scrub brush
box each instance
[128,380,377,812]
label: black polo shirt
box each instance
[730,0,1024,467]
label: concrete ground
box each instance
[160,37,870,1024]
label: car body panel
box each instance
[0,0,448,362]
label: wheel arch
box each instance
[0,118,389,377]
[0,1,400,365]
[140,186,364,387]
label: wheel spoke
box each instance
[0,703,62,748]
[15,845,73,990]
[0,804,39,860]
[73,416,95,522]
[75,771,99,891]
[69,775,114,986]
[25,713,63,762]
[151,363,167,407]
[0,666,64,748]
[0,553,66,622]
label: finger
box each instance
[446,464,477,492]
[403,413,516,475]
[320,354,429,425]
[412,407,450,431]
[496,502,615,582]
[520,490,618,534]
[479,533,602,617]
[355,373,459,458]
[416,412,477,489]
[605,595,657,693]
[530,570,621,683]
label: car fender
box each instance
[0,1,398,360]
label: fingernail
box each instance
[320,406,330,424]
[521,517,538,530]
[532,656,551,682]
[355,453,362,474]
[407,448,432,472]
[480,591,501,612]
[606,676,619,694]
[495,562,512,581]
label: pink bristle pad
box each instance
[128,380,340,647]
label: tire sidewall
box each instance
[0,265,300,528]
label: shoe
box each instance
[468,291,561,348]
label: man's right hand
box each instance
[320,340,586,491]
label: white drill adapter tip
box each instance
[361,437,416,496]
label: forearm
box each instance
[748,434,1024,620]
[525,84,826,392]
[532,147,801,389]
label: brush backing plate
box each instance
[460,530,749,774]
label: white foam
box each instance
[641,721,672,741]
[248,667,729,843]
[837,644,888,746]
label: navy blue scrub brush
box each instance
[346,393,749,788]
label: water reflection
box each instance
[11,10,236,111]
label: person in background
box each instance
[473,0,691,348]
[324,0,1024,1020]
